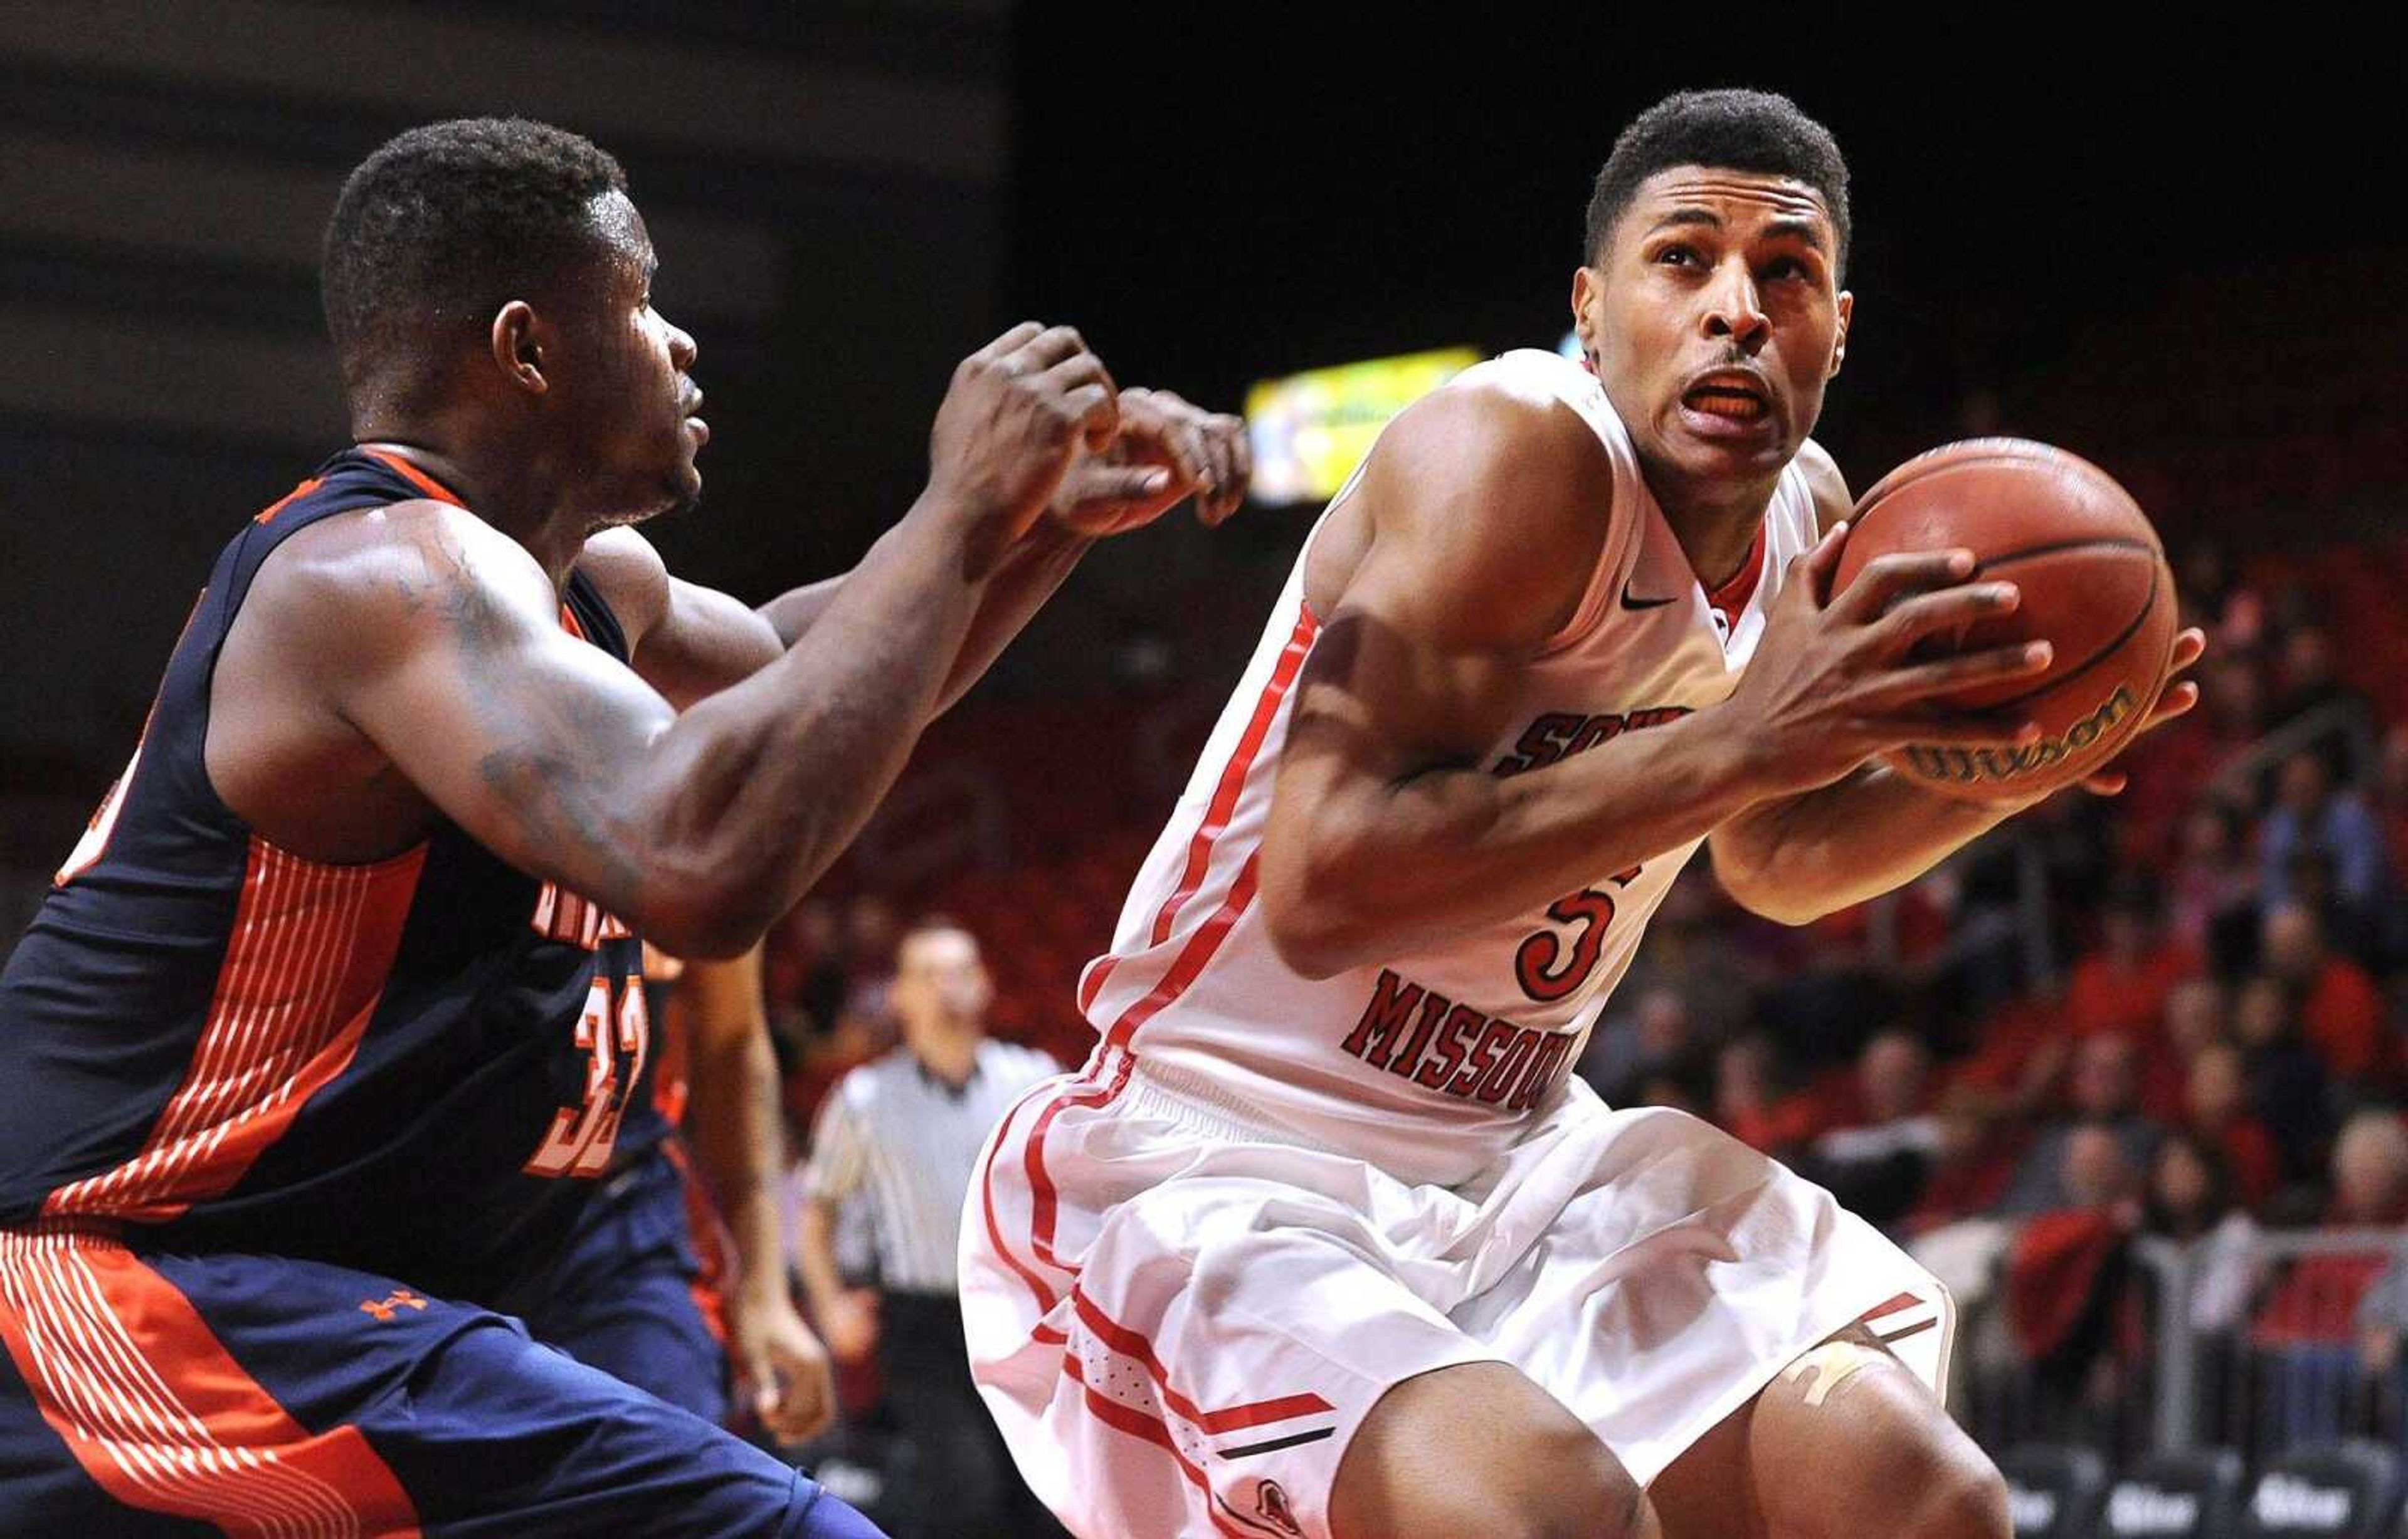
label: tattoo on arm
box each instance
[418,525,653,906]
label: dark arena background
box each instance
[3,6,2407,1535]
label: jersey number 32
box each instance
[524,974,651,1179]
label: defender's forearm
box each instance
[756,523,1092,713]
[638,494,993,953]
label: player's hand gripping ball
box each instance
[1834,439,2184,802]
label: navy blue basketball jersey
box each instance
[0,448,668,1307]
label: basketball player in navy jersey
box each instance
[0,117,1244,1536]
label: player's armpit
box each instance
[579,527,783,708]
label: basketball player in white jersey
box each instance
[964,90,2203,1538]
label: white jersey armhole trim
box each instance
[1531,502,1622,660]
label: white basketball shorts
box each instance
[961,1056,1953,1539]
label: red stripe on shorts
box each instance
[1059,1355,1251,1539]
[979,1082,1075,1313]
[1072,1285,1333,1432]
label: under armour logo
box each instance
[358,1290,428,1322]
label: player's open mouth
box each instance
[1680,376,1770,422]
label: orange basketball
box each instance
[1833,438,2178,802]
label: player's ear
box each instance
[1570,266,1603,365]
[1829,290,1852,380]
[490,301,549,397]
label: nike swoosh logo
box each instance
[1620,583,1677,610]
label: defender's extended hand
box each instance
[1051,387,1251,537]
[926,322,1159,549]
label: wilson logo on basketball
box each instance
[1901,684,2139,785]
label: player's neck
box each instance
[352,435,590,591]
[904,1024,982,1087]
[1656,482,1776,591]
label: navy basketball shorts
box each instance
[517,1139,732,1427]
[0,1223,882,1538]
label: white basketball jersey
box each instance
[1075,349,1824,1186]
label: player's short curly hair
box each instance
[321,117,628,391]
[1584,89,1850,280]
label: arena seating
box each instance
[2002,1444,2408,1539]
[2241,1442,2401,1538]
[2005,1442,2110,1538]
[2096,1449,2244,1537]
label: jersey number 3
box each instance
[1514,890,1615,1002]
[524,975,651,1178]
[1512,864,1642,1004]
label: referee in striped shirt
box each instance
[796,918,1062,1539]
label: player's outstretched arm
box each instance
[310,323,1156,957]
[603,388,1249,713]
[1707,443,2205,925]
[1258,389,2056,980]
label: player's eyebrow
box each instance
[1645,208,1724,236]
[1760,218,1830,251]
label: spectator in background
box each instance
[1580,984,1703,1106]
[2374,723,2408,970]
[2268,624,2378,775]
[2251,1111,2408,1451]
[2257,1111,2408,1345]
[2182,1041,2283,1210]
[793,920,1064,1539]
[1610,874,1758,1046]
[2165,801,2260,969]
[837,895,902,1033]
[2330,1111,2408,1230]
[2003,1124,2144,1440]
[1802,1030,1946,1234]
[2262,903,2392,1087]
[2063,880,2197,1041]
[2143,1132,2261,1334]
[2261,751,2386,913]
[2164,977,2229,1061]
[2234,972,2335,1183]
[2350,1244,2408,1390]
[1711,1031,1792,1153]
[2000,1034,2161,1216]
[2199,652,2271,764]
[2281,848,2387,969]
[2062,1121,2144,1213]
[2377,723,2408,883]
[2178,540,2267,656]
[766,898,848,1043]
[2143,976,2231,1119]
